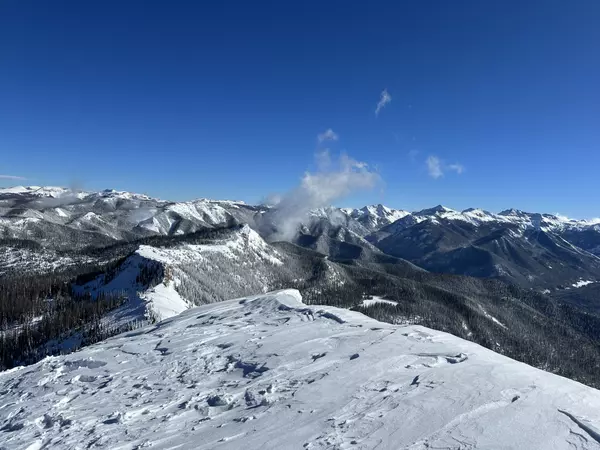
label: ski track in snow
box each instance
[1,290,600,449]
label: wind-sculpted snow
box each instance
[2,290,600,449]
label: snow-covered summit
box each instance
[347,204,410,223]
[414,204,456,216]
[332,204,411,233]
[2,289,600,449]
[0,186,75,198]
[396,204,597,233]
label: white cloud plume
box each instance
[317,129,339,143]
[260,193,283,207]
[264,151,381,241]
[0,175,26,180]
[426,156,444,179]
[375,89,391,116]
[447,163,465,174]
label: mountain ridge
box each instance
[2,186,600,291]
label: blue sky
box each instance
[1,1,599,217]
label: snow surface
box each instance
[345,205,411,224]
[73,250,191,326]
[2,289,600,449]
[479,307,508,329]
[572,280,596,288]
[0,186,74,198]
[361,296,397,307]
[74,225,282,325]
[140,278,190,321]
[136,225,282,267]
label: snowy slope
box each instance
[340,204,411,233]
[2,289,600,449]
[0,187,259,249]
[75,225,284,324]
[376,205,600,237]
[365,204,600,288]
[72,249,190,327]
[0,246,92,276]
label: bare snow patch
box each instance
[479,306,508,329]
[362,296,397,307]
[572,280,596,288]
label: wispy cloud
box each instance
[426,156,465,179]
[375,89,391,116]
[408,149,420,162]
[426,156,444,179]
[447,163,465,174]
[264,151,381,241]
[317,128,339,143]
[0,175,26,180]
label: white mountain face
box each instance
[2,289,600,450]
[0,186,258,248]
[73,225,286,325]
[0,186,81,198]
[340,204,411,232]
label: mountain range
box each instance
[2,185,599,290]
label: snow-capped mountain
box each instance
[0,186,262,249]
[369,205,600,242]
[340,204,410,232]
[0,186,85,198]
[2,186,600,290]
[2,289,600,450]
[73,224,289,324]
[364,206,600,288]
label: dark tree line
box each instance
[0,270,128,370]
[0,226,244,370]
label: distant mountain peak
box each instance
[462,207,491,215]
[498,208,530,218]
[415,205,456,216]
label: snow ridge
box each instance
[2,289,600,449]
[74,225,283,325]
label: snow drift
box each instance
[2,290,600,449]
